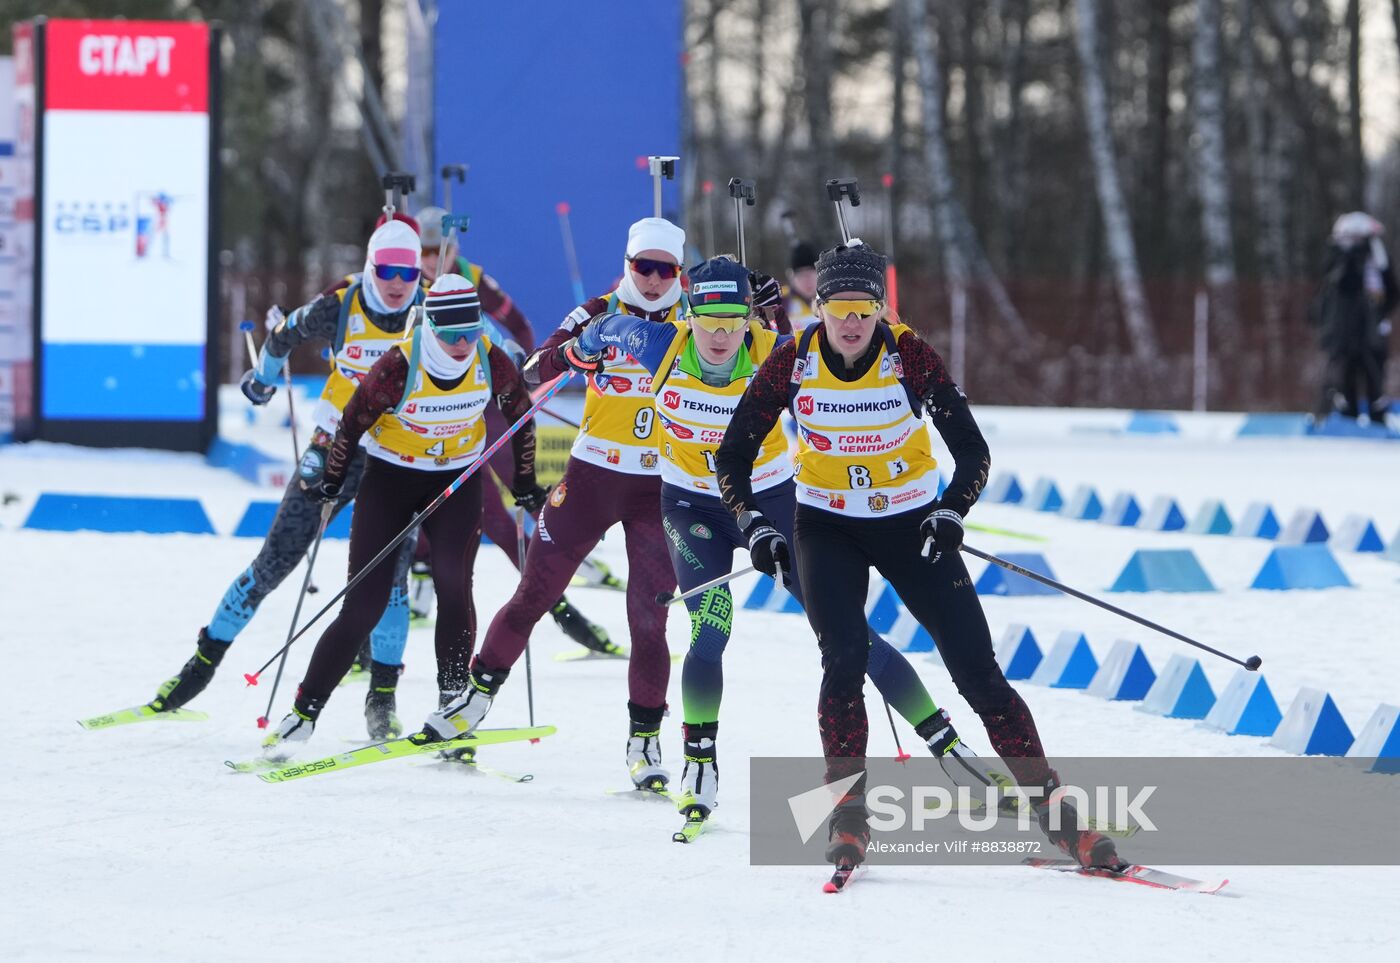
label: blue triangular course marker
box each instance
[233,501,281,538]
[771,581,804,614]
[889,611,937,653]
[1086,640,1157,701]
[1100,493,1142,527]
[1278,507,1330,545]
[1126,411,1179,434]
[936,472,949,498]
[1110,549,1217,593]
[1026,478,1064,513]
[1249,545,1352,590]
[23,493,216,536]
[865,581,905,634]
[1346,704,1400,773]
[1139,495,1187,531]
[742,576,775,610]
[1237,413,1310,437]
[984,473,1024,505]
[1137,655,1216,719]
[1269,687,1355,756]
[1061,485,1104,521]
[994,624,1042,680]
[324,505,354,540]
[1200,669,1283,737]
[975,553,1060,596]
[1187,499,1233,535]
[1029,631,1098,689]
[1332,515,1386,553]
[1236,502,1281,539]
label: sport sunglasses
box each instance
[820,298,883,319]
[429,322,482,345]
[627,256,683,279]
[374,264,421,283]
[690,312,749,334]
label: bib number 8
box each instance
[848,465,872,489]
[634,407,655,439]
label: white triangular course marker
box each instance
[787,771,864,845]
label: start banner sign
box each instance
[12,18,219,451]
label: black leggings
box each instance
[300,458,484,704]
[793,502,1051,789]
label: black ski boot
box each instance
[824,795,870,867]
[152,628,229,711]
[1035,774,1127,869]
[551,597,621,654]
[364,661,404,740]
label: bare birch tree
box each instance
[1191,0,1239,337]
[1071,0,1159,362]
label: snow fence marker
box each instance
[1269,687,1354,756]
[1136,654,1216,719]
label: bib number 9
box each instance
[848,465,871,489]
[634,408,655,439]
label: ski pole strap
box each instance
[961,544,1262,670]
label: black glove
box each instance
[749,271,782,311]
[296,430,332,489]
[919,507,965,564]
[512,483,548,516]
[302,475,342,503]
[741,512,792,585]
[240,369,276,405]
[557,337,605,375]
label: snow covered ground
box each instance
[2,405,1398,961]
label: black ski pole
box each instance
[727,177,756,264]
[958,544,1263,671]
[243,371,577,686]
[256,502,334,728]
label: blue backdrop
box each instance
[434,2,683,343]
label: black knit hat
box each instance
[789,241,818,271]
[815,242,886,300]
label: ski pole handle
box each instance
[961,544,1263,671]
[654,565,758,607]
[728,177,756,265]
[245,371,577,685]
[239,320,258,366]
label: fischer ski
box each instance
[571,557,626,592]
[79,704,208,730]
[555,644,629,662]
[608,778,673,801]
[225,725,555,783]
[672,808,709,843]
[1024,858,1229,894]
[437,746,534,783]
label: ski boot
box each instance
[151,628,229,711]
[551,597,622,655]
[1034,773,1127,869]
[824,795,870,867]
[676,722,719,817]
[626,701,670,792]
[409,560,435,627]
[341,637,372,685]
[364,661,403,740]
[261,695,325,762]
[423,665,507,741]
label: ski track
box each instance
[3,410,1399,961]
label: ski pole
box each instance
[516,505,535,729]
[654,565,757,606]
[881,172,899,315]
[883,699,911,762]
[540,405,580,430]
[239,319,258,368]
[555,202,587,304]
[825,177,862,244]
[727,177,756,264]
[256,502,334,728]
[647,155,679,218]
[958,544,1263,671]
[244,371,577,685]
[380,170,416,217]
[440,163,467,213]
[438,213,471,275]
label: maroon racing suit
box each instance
[476,294,677,711]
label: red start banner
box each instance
[44,19,208,113]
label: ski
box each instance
[436,746,534,783]
[78,704,209,730]
[571,557,626,592]
[823,862,863,894]
[225,725,555,784]
[1024,858,1229,894]
[607,779,673,802]
[672,808,709,843]
[554,645,629,662]
[923,798,1139,838]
